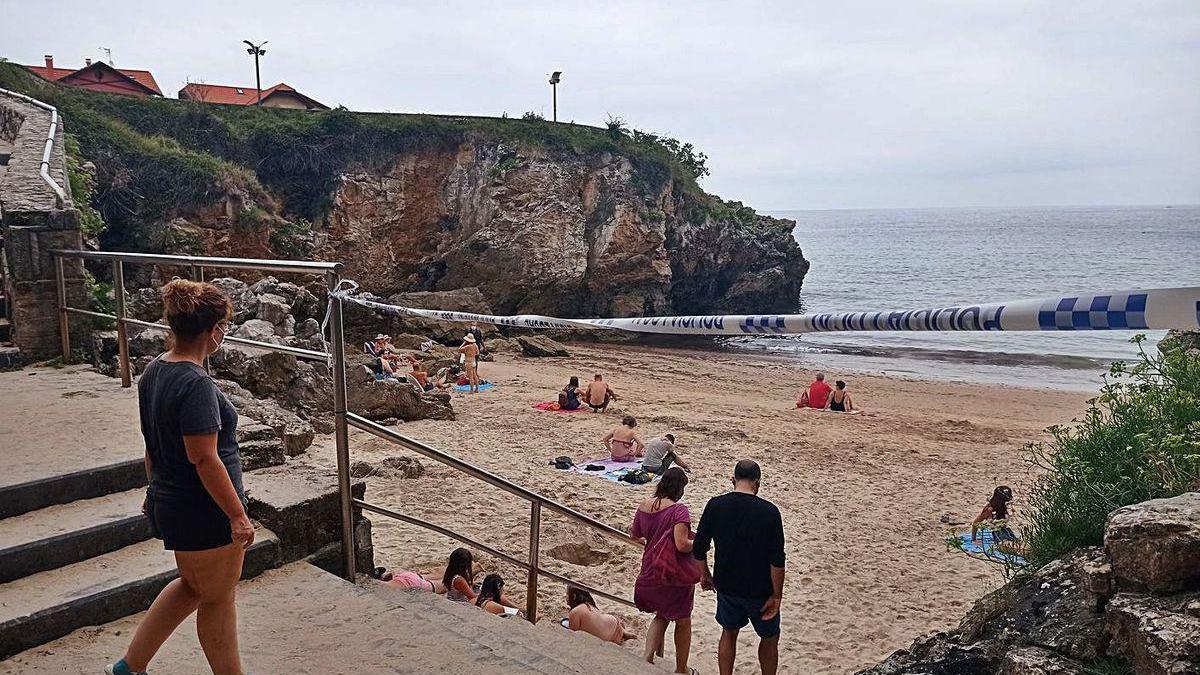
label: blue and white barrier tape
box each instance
[335,286,1200,336]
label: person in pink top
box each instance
[796,372,833,409]
[631,467,697,674]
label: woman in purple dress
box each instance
[631,467,697,674]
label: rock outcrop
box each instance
[346,355,454,422]
[860,493,1200,675]
[317,142,807,317]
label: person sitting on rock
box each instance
[603,415,645,462]
[559,376,584,411]
[401,353,431,390]
[566,586,637,643]
[370,565,445,593]
[367,334,399,379]
[585,373,618,412]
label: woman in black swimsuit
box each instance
[827,380,854,412]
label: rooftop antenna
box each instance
[99,47,113,65]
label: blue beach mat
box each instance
[454,382,496,392]
[951,527,1027,567]
[567,457,659,485]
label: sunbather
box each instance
[559,376,584,411]
[826,380,855,412]
[566,587,637,643]
[972,486,1024,555]
[442,547,478,603]
[458,334,481,393]
[475,574,540,621]
[797,372,832,409]
[642,434,689,473]
[585,373,618,412]
[370,566,445,593]
[602,415,645,461]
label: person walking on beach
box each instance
[107,279,252,675]
[458,334,481,393]
[602,415,645,461]
[797,372,832,409]
[694,460,786,675]
[631,468,699,673]
[585,373,618,412]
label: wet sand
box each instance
[302,343,1089,674]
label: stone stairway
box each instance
[0,562,659,674]
[0,235,18,371]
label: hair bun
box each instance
[161,278,202,315]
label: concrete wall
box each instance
[0,92,86,361]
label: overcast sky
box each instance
[6,1,1198,210]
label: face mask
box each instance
[210,324,226,353]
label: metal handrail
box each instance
[347,412,641,548]
[51,249,342,275]
[354,500,637,610]
[124,318,330,361]
[0,87,68,208]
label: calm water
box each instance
[730,205,1200,389]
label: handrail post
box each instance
[526,500,541,623]
[55,255,70,362]
[191,266,209,373]
[113,260,131,388]
[329,271,356,581]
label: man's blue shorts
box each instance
[715,592,781,638]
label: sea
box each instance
[725,205,1200,391]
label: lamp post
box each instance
[243,40,268,105]
[548,71,562,122]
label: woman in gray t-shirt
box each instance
[106,279,250,675]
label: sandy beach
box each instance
[301,342,1090,674]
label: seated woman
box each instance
[826,380,855,412]
[566,587,636,644]
[558,376,584,411]
[402,353,431,390]
[602,416,645,462]
[369,566,445,593]
[972,486,1023,555]
[442,548,478,603]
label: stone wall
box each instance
[0,91,85,361]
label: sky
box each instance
[4,1,1198,210]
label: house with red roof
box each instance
[21,55,162,97]
[178,82,328,110]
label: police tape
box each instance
[335,286,1200,336]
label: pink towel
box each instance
[533,401,586,413]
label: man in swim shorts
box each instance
[585,373,618,412]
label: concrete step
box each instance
[0,488,151,583]
[0,562,658,674]
[0,458,145,520]
[0,525,280,660]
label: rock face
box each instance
[860,493,1200,675]
[516,335,570,357]
[317,142,808,317]
[1105,493,1200,594]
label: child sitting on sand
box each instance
[566,587,637,643]
[442,548,478,603]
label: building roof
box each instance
[178,82,328,109]
[23,61,163,95]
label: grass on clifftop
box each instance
[0,62,729,231]
[1023,333,1200,567]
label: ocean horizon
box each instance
[730,204,1200,390]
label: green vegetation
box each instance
[63,135,105,237]
[1022,334,1200,567]
[0,60,761,254]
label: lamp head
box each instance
[549,71,562,85]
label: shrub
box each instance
[1022,334,1200,566]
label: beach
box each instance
[302,342,1090,674]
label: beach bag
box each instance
[620,469,653,485]
[640,504,701,587]
[551,456,574,470]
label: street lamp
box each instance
[243,40,268,105]
[548,71,562,122]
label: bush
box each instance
[1023,334,1200,566]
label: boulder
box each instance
[378,456,425,479]
[371,287,494,344]
[291,287,322,322]
[215,379,315,456]
[256,293,293,326]
[516,335,570,357]
[231,319,277,342]
[485,337,521,354]
[127,287,163,322]
[346,355,454,421]
[127,328,167,358]
[275,314,296,337]
[209,344,298,398]
[857,634,1002,674]
[999,647,1084,675]
[89,330,119,376]
[296,318,322,340]
[1106,493,1200,594]
[236,422,287,470]
[1106,593,1200,675]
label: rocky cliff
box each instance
[860,493,1200,675]
[322,141,807,316]
[0,63,808,318]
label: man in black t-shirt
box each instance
[693,459,786,675]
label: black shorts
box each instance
[147,498,233,551]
